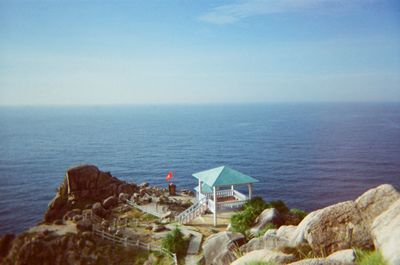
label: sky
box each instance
[0,0,399,105]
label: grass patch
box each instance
[289,208,307,220]
[140,213,158,222]
[161,227,188,259]
[355,249,388,265]
[230,197,268,237]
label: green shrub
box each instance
[161,227,187,258]
[355,249,388,265]
[232,197,268,236]
[267,200,289,214]
[244,196,268,212]
[290,208,307,220]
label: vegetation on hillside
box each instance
[355,249,388,265]
[230,197,307,238]
[161,227,188,258]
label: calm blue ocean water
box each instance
[0,103,400,234]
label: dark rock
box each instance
[92,202,108,218]
[77,219,92,232]
[101,220,110,229]
[0,234,15,258]
[72,214,83,222]
[138,182,149,189]
[117,183,136,195]
[118,193,129,202]
[53,219,64,225]
[152,224,166,232]
[102,196,118,209]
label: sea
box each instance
[1,103,399,235]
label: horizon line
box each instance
[1,100,400,108]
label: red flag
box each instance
[165,171,173,182]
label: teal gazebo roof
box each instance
[193,166,258,188]
[194,183,213,193]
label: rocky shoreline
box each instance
[0,165,399,265]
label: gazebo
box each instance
[176,166,259,226]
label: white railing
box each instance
[207,199,215,213]
[233,190,248,201]
[175,197,208,224]
[216,189,234,197]
[218,200,247,210]
[92,224,177,265]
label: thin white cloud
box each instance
[198,0,377,25]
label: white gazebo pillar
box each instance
[213,186,217,226]
[198,179,202,200]
[248,183,252,199]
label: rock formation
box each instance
[44,164,137,222]
[371,198,400,265]
[203,231,246,265]
[290,184,400,256]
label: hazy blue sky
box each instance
[0,0,399,105]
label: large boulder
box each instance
[249,208,281,236]
[44,165,131,222]
[241,225,296,253]
[290,185,399,256]
[371,198,400,265]
[92,202,108,218]
[327,249,356,264]
[289,258,347,265]
[290,201,372,256]
[203,231,246,265]
[231,249,296,265]
[355,184,399,227]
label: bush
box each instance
[355,249,388,265]
[161,227,187,258]
[267,200,289,214]
[232,197,268,236]
[290,208,307,220]
[244,197,268,212]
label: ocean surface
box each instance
[1,103,400,235]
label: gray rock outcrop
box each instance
[327,249,356,264]
[290,184,399,256]
[371,198,400,265]
[231,249,296,265]
[203,231,246,265]
[249,208,281,236]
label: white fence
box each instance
[83,209,178,264]
[175,197,207,224]
[92,224,178,265]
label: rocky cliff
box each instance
[44,164,137,222]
